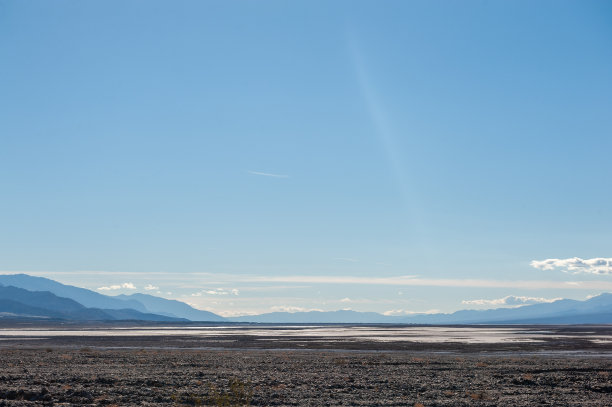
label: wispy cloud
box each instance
[247,170,289,178]
[241,275,612,290]
[383,309,440,316]
[236,285,310,292]
[97,282,136,291]
[216,310,261,318]
[192,288,239,296]
[144,284,159,290]
[531,257,612,275]
[8,270,612,293]
[462,295,562,307]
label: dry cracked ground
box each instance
[0,347,611,406]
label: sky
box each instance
[1,0,611,317]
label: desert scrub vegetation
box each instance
[171,377,253,406]
[208,377,253,406]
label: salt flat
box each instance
[1,324,611,348]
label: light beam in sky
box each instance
[346,31,429,246]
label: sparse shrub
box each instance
[208,377,253,406]
[333,358,348,366]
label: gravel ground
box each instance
[0,347,611,406]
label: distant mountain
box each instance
[0,285,187,321]
[97,308,188,322]
[228,294,612,324]
[0,274,148,312]
[2,273,610,324]
[116,293,225,321]
[0,299,67,319]
[399,293,612,324]
[0,285,107,319]
[0,274,224,322]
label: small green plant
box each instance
[208,378,253,406]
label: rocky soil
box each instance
[0,347,610,406]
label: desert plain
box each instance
[0,323,610,406]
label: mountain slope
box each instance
[0,274,225,322]
[0,299,67,319]
[0,285,87,312]
[0,274,147,312]
[116,293,225,321]
[0,285,187,321]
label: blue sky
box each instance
[1,0,611,316]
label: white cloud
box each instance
[144,284,158,290]
[383,309,440,316]
[247,170,289,178]
[531,257,612,275]
[194,288,240,296]
[205,290,227,295]
[462,295,562,307]
[97,282,136,291]
[340,297,352,303]
[217,310,261,317]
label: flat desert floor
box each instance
[0,323,610,406]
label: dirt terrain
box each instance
[0,324,610,406]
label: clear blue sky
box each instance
[1,0,611,316]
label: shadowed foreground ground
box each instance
[0,347,611,406]
[0,324,611,406]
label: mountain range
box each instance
[0,274,222,322]
[0,274,611,324]
[0,285,186,321]
[226,294,612,324]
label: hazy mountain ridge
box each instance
[401,294,612,324]
[228,294,612,324]
[0,285,187,321]
[0,274,224,322]
[116,293,224,322]
[0,274,147,311]
[0,274,610,324]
